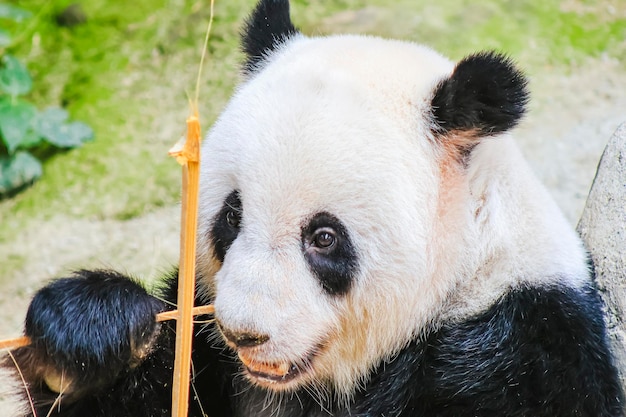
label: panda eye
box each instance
[211,191,242,263]
[301,212,358,296]
[312,229,336,250]
[226,209,241,229]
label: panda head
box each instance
[195,0,585,398]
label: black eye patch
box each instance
[211,191,243,263]
[301,212,358,296]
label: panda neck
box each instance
[436,136,590,322]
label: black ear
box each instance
[242,0,300,74]
[432,51,529,136]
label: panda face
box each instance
[193,0,540,396]
[195,35,458,394]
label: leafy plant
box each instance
[0,4,94,197]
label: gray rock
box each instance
[577,123,626,387]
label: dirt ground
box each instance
[0,55,625,415]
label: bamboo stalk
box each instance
[0,336,30,350]
[166,4,215,414]
[169,111,202,417]
[156,304,214,322]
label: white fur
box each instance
[194,34,589,398]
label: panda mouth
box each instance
[237,350,314,386]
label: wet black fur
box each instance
[5,271,622,416]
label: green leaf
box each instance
[35,107,93,147]
[0,4,32,22]
[33,107,68,146]
[0,98,37,154]
[19,130,43,148]
[0,29,11,47]
[0,55,33,97]
[0,151,42,196]
[66,121,94,145]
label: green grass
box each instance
[1,0,252,235]
[0,0,624,248]
[302,0,626,65]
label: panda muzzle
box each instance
[238,351,299,382]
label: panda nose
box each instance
[218,322,270,348]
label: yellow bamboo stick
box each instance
[169,111,202,417]
[167,2,214,414]
[156,304,214,322]
[0,336,30,350]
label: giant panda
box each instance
[6,1,624,416]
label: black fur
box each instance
[23,271,162,394]
[356,284,624,417]
[6,274,622,416]
[241,0,299,73]
[301,212,358,296]
[6,270,236,417]
[431,51,529,137]
[210,191,242,263]
[5,270,164,412]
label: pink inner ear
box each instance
[436,131,475,215]
[439,129,482,165]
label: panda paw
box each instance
[17,270,164,396]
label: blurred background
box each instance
[0,0,625,410]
